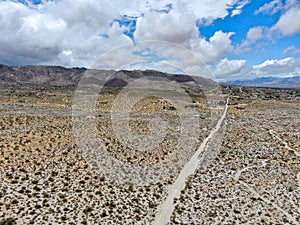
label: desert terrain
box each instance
[0,77,299,224]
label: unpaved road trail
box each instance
[153,97,230,225]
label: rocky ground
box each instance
[171,86,300,224]
[0,84,217,224]
[0,84,299,224]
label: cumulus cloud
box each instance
[0,0,132,67]
[253,57,298,71]
[134,5,235,65]
[237,26,266,52]
[214,58,246,76]
[219,57,300,81]
[254,0,283,15]
[0,1,64,64]
[134,9,197,45]
[0,0,242,69]
[246,27,264,42]
[2,0,298,83]
[192,31,234,64]
[231,0,250,17]
[256,0,300,36]
[184,0,231,19]
[87,40,214,78]
[46,0,117,31]
[179,0,250,25]
[255,0,299,15]
[272,7,300,36]
[250,57,300,78]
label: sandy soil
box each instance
[0,84,299,224]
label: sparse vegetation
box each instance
[0,82,299,224]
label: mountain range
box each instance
[227,76,300,89]
[2,64,299,89]
[0,64,216,89]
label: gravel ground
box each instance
[0,85,299,224]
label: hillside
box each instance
[0,64,216,89]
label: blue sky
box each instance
[1,0,300,81]
[199,0,300,66]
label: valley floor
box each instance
[0,85,299,224]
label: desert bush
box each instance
[0,218,15,225]
[83,206,93,215]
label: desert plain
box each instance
[0,82,299,225]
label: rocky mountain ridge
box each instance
[0,64,216,88]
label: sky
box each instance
[0,0,300,81]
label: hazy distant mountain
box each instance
[227,76,300,89]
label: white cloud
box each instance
[282,45,300,54]
[179,0,249,25]
[237,26,266,51]
[135,10,197,45]
[0,0,247,71]
[134,1,235,66]
[256,0,300,36]
[253,57,295,69]
[5,0,298,83]
[46,0,117,31]
[254,0,283,15]
[231,0,250,17]
[219,57,300,80]
[192,31,234,64]
[90,41,213,78]
[0,0,132,67]
[183,0,236,24]
[250,57,300,78]
[214,58,246,76]
[254,0,300,38]
[246,27,264,42]
[272,7,300,36]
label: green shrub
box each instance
[0,218,15,225]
